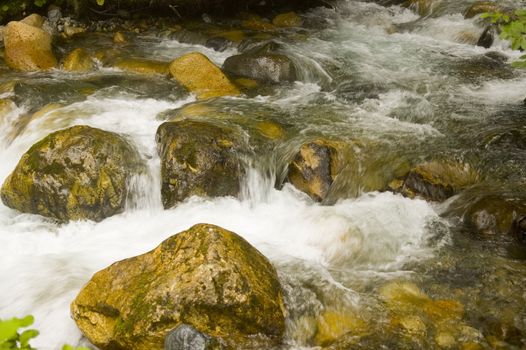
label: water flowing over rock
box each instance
[71,223,286,350]
[287,140,344,202]
[156,120,245,208]
[1,125,143,222]
[169,52,240,99]
[4,21,57,71]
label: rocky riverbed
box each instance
[1,0,526,349]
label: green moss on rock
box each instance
[156,120,245,209]
[71,223,286,350]
[1,125,143,222]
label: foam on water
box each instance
[0,185,442,348]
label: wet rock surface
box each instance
[287,140,344,202]
[156,120,245,208]
[4,21,57,71]
[223,42,297,83]
[1,125,143,222]
[169,52,240,99]
[71,223,286,350]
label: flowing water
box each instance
[1,0,526,348]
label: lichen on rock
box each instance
[1,125,144,222]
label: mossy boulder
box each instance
[71,223,286,350]
[222,42,297,83]
[1,125,143,222]
[156,120,245,208]
[169,52,240,99]
[4,21,57,71]
[287,140,344,202]
[62,48,95,72]
[399,161,480,202]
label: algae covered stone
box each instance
[169,52,240,99]
[156,120,245,209]
[287,139,344,202]
[4,21,58,71]
[1,125,143,222]
[71,223,286,350]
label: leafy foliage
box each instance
[0,316,38,350]
[0,316,90,350]
[481,9,526,68]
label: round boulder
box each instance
[156,120,245,209]
[4,21,57,71]
[1,125,143,222]
[223,42,297,83]
[71,223,286,350]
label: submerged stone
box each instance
[287,140,343,202]
[169,52,240,99]
[314,309,369,346]
[156,120,245,208]
[4,21,57,71]
[1,125,143,222]
[71,223,286,350]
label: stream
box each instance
[1,0,526,348]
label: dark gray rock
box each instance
[477,26,495,48]
[223,42,297,83]
[165,324,221,350]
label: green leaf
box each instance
[62,345,91,350]
[0,316,34,341]
[19,329,38,348]
[511,59,526,68]
[96,0,104,5]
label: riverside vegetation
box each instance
[0,0,526,349]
